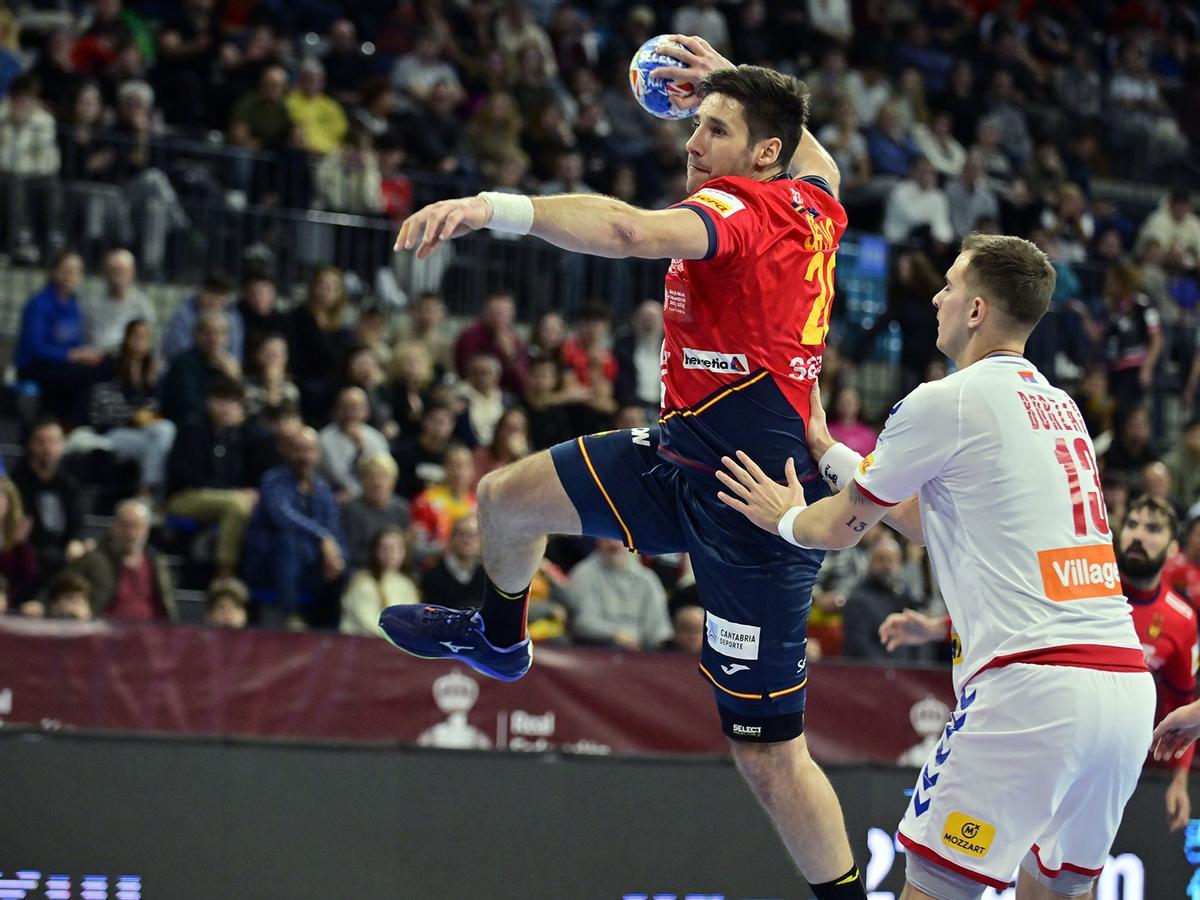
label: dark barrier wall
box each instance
[0,730,1188,899]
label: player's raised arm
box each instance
[789,129,841,199]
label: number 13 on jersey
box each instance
[1054,437,1110,537]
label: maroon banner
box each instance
[0,618,957,762]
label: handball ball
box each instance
[629,36,696,120]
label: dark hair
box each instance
[9,72,38,99]
[201,273,233,295]
[48,571,91,601]
[959,233,1056,331]
[207,376,246,402]
[1125,494,1178,537]
[1183,517,1200,544]
[578,301,610,324]
[367,526,408,581]
[25,415,63,444]
[117,318,157,387]
[0,573,9,596]
[696,65,810,171]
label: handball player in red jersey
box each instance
[384,38,874,898]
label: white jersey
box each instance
[855,354,1143,693]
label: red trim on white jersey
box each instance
[969,643,1147,683]
[896,831,1012,890]
[853,480,897,507]
[1031,844,1105,878]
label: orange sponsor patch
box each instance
[1038,543,1121,602]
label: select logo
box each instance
[1037,544,1121,602]
[682,347,748,373]
[731,723,762,737]
[941,812,995,858]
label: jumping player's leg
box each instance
[731,736,862,890]
[1015,866,1095,899]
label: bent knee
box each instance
[730,734,812,779]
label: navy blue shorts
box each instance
[550,426,829,742]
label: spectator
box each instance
[11,417,87,581]
[287,265,353,423]
[1040,183,1094,265]
[842,535,920,660]
[661,603,705,654]
[970,116,1014,188]
[455,354,510,447]
[0,481,37,604]
[529,311,568,364]
[85,319,175,498]
[205,576,249,628]
[153,0,220,129]
[455,292,529,396]
[319,387,390,503]
[912,109,965,178]
[394,291,453,377]
[341,526,419,636]
[165,377,257,579]
[985,70,1032,165]
[568,538,672,650]
[57,81,126,248]
[473,407,531,488]
[1077,366,1117,438]
[247,402,303,486]
[314,129,383,214]
[1137,190,1200,271]
[322,19,370,106]
[14,250,106,421]
[243,427,347,627]
[866,104,918,181]
[419,514,485,611]
[826,385,877,457]
[353,306,394,373]
[392,28,463,104]
[539,150,595,195]
[673,0,731,51]
[520,357,576,450]
[390,341,435,438]
[816,104,871,198]
[1164,518,1200,607]
[0,72,62,264]
[844,61,892,134]
[1141,462,1183,521]
[393,403,456,499]
[229,63,293,150]
[411,444,478,553]
[46,571,93,622]
[944,152,999,239]
[243,333,300,424]
[70,498,175,622]
[1022,142,1069,208]
[237,275,286,368]
[1099,262,1163,411]
[468,92,526,181]
[613,299,664,411]
[881,156,954,247]
[806,0,853,45]
[161,273,241,363]
[1163,419,1200,510]
[286,58,347,155]
[160,311,242,425]
[1104,406,1159,483]
[342,453,410,569]
[344,346,398,440]
[82,248,155,354]
[560,303,617,389]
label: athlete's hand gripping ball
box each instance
[717,451,807,536]
[1152,699,1200,761]
[394,195,492,260]
[646,34,735,114]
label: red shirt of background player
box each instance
[1126,578,1199,770]
[1162,550,1200,613]
[663,173,847,422]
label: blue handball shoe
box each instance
[378,604,533,682]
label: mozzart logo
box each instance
[681,348,748,374]
[941,812,996,858]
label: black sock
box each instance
[809,865,866,900]
[478,577,530,647]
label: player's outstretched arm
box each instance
[717,450,889,550]
[393,192,712,261]
[806,381,924,544]
[1152,700,1200,761]
[878,609,947,652]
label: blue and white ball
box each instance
[629,36,696,120]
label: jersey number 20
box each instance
[1054,437,1110,537]
[802,251,837,345]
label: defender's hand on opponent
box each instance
[717,451,806,536]
[805,380,835,460]
[394,195,492,259]
[1152,699,1200,761]
[878,609,947,652]
[649,34,735,112]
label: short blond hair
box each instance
[358,451,398,480]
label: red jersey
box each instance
[659,174,848,475]
[1163,551,1200,612]
[1127,578,1199,769]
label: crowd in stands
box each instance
[0,0,1199,661]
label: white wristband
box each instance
[479,191,534,236]
[817,442,863,493]
[777,505,809,547]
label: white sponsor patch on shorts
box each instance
[706,611,760,660]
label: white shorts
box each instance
[897,664,1155,892]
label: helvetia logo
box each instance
[682,347,748,373]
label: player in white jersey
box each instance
[716,233,1155,899]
